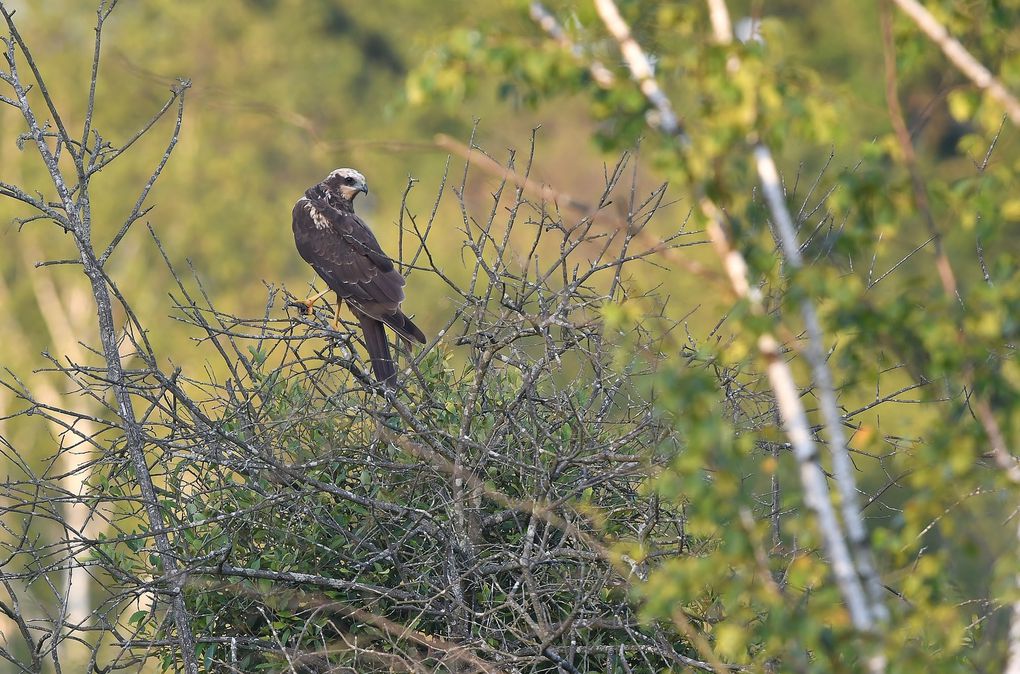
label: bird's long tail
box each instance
[357,313,396,385]
[380,311,426,345]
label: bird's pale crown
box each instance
[323,167,369,201]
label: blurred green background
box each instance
[0,0,670,455]
[0,0,1010,452]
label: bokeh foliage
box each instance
[408,0,1020,670]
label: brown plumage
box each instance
[292,168,425,385]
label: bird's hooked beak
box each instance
[340,179,369,201]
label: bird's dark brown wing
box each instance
[292,196,426,346]
[292,197,406,310]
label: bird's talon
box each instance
[286,299,317,315]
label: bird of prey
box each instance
[291,168,426,385]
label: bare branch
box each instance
[591,0,889,652]
[593,0,683,138]
[880,1,959,300]
[0,3,79,169]
[530,2,615,88]
[100,81,190,265]
[889,0,1020,126]
[754,144,888,627]
[0,5,200,672]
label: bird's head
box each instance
[322,167,369,202]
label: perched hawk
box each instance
[292,168,426,385]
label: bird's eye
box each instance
[344,176,355,185]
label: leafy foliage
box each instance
[407,0,1020,671]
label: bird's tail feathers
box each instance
[358,314,397,385]
[381,311,426,345]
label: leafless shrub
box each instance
[115,141,707,672]
[0,3,713,670]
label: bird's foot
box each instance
[286,299,316,316]
[329,319,351,334]
[288,289,331,316]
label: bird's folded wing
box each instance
[293,199,406,311]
